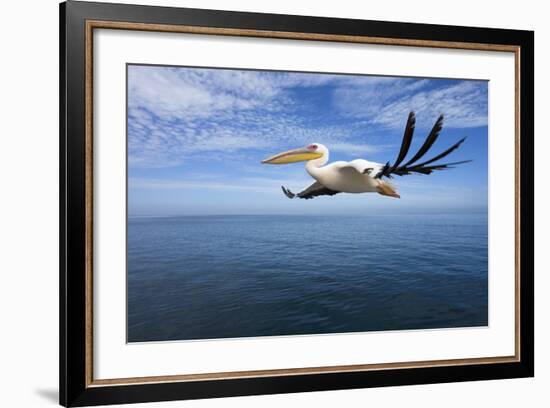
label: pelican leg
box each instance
[376,181,400,199]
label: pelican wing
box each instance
[339,159,385,176]
[375,112,471,178]
[385,111,416,174]
[281,181,340,200]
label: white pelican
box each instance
[261,112,470,199]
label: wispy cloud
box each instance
[127,65,487,169]
[333,78,487,129]
[128,66,283,121]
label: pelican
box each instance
[261,112,471,199]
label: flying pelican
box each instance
[261,112,470,199]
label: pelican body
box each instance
[261,112,470,200]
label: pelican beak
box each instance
[261,147,322,164]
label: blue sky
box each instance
[127,64,488,216]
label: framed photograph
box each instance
[60,1,534,406]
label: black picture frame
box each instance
[60,1,534,406]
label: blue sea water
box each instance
[127,214,488,342]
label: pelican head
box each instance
[261,143,327,165]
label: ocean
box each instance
[127,213,488,342]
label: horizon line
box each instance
[128,211,489,219]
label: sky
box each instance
[127,64,488,216]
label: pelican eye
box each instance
[308,144,318,151]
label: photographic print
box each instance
[60,5,533,404]
[127,64,488,343]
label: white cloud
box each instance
[127,65,487,169]
[128,66,285,121]
[334,78,487,129]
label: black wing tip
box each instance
[422,159,473,173]
[452,136,467,149]
[381,114,467,179]
[408,111,416,128]
[387,112,417,174]
[432,114,444,131]
[400,113,446,168]
[281,186,295,199]
[446,159,473,167]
